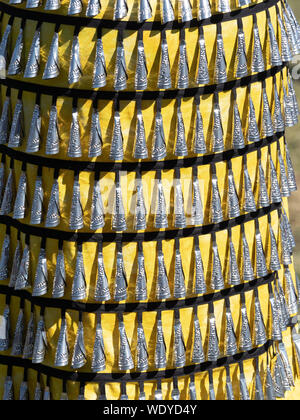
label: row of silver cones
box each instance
[0,137,296,231]
[2,336,300,400]
[0,70,298,159]
[1,1,300,88]
[0,208,297,300]
[0,276,298,373]
[5,0,262,22]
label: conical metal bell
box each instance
[270,157,282,204]
[110,110,124,160]
[92,37,107,88]
[68,108,82,157]
[269,290,282,341]
[89,109,102,158]
[44,0,60,9]
[214,33,227,83]
[233,101,245,149]
[268,19,282,66]
[118,320,134,370]
[114,0,128,20]
[8,99,24,148]
[228,239,241,286]
[224,305,238,356]
[52,249,66,298]
[278,342,295,388]
[174,178,186,228]
[174,317,186,368]
[278,148,290,197]
[91,315,106,372]
[26,104,41,153]
[212,99,224,152]
[9,240,20,289]
[134,109,148,159]
[236,28,248,78]
[114,250,128,301]
[156,249,171,299]
[7,27,23,75]
[217,0,230,12]
[284,267,298,316]
[68,0,82,15]
[254,369,265,400]
[226,370,235,400]
[45,179,60,227]
[24,28,40,78]
[278,14,292,62]
[207,311,219,362]
[0,169,14,216]
[71,320,87,369]
[177,39,189,89]
[285,144,297,192]
[255,227,268,278]
[265,365,276,400]
[69,178,84,230]
[161,0,174,23]
[152,109,167,160]
[191,174,204,225]
[54,317,69,367]
[252,24,265,73]
[0,235,9,281]
[175,104,188,156]
[45,105,60,155]
[13,172,27,220]
[112,175,127,231]
[0,97,11,145]
[194,102,206,153]
[71,249,86,301]
[155,318,167,368]
[228,168,240,218]
[23,311,35,359]
[136,321,148,371]
[239,303,252,351]
[262,88,274,137]
[90,179,105,230]
[194,241,206,294]
[3,377,14,400]
[211,241,224,290]
[158,37,172,89]
[239,371,250,400]
[138,0,152,22]
[32,317,47,364]
[19,382,29,400]
[248,94,261,142]
[94,248,111,301]
[155,178,168,228]
[174,248,186,298]
[135,178,147,230]
[68,35,82,84]
[136,248,147,300]
[0,305,10,351]
[254,295,267,346]
[269,223,281,271]
[192,313,205,363]
[258,161,270,208]
[15,244,30,290]
[114,39,127,91]
[196,34,209,85]
[198,0,211,20]
[211,173,223,223]
[243,162,256,212]
[86,0,101,17]
[179,0,192,22]
[242,231,255,281]
[273,81,285,133]
[32,248,48,297]
[0,24,12,74]
[135,39,148,91]
[43,32,60,79]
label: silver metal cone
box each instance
[198,0,211,20]
[23,311,35,359]
[13,172,27,220]
[239,0,250,5]
[114,0,128,19]
[239,303,252,351]
[194,243,206,294]
[15,244,30,290]
[252,24,265,73]
[69,178,84,230]
[32,248,48,297]
[242,231,255,281]
[0,97,11,145]
[177,40,189,89]
[134,109,148,159]
[8,99,24,148]
[0,24,12,73]
[179,0,192,22]
[196,34,209,85]
[273,81,285,132]
[155,179,168,228]
[136,322,148,371]
[191,174,203,225]
[268,19,282,66]
[68,108,82,157]
[189,381,197,400]
[54,317,69,367]
[46,105,60,155]
[282,8,300,56]
[136,249,147,300]
[255,370,264,400]
[283,85,294,127]
[86,0,101,16]
[135,40,148,91]
[71,321,87,369]
[247,94,260,142]
[91,316,106,372]
[3,377,14,400]
[226,373,235,400]
[7,28,23,75]
[30,176,43,225]
[9,240,20,289]
[218,0,230,12]
[68,0,82,15]
[32,317,47,364]
[112,176,127,231]
[228,169,240,218]
[224,306,237,356]
[211,174,223,223]
[273,355,288,396]
[211,242,224,290]
[43,32,60,79]
[0,234,9,281]
[92,38,107,88]
[269,291,282,341]
[285,267,298,316]
[270,157,282,204]
[285,143,297,192]
[68,36,82,84]
[276,278,289,332]
[269,223,281,271]
[278,14,292,62]
[152,110,167,160]
[161,0,174,23]
[239,371,250,400]
[254,295,267,346]
[114,250,127,301]
[71,249,86,301]
[26,103,41,153]
[228,239,240,285]
[174,179,186,228]
[233,101,245,149]
[45,179,60,227]
[94,249,110,301]
[52,249,66,298]
[194,102,206,153]
[156,250,171,299]
[158,37,172,89]
[135,179,147,230]
[0,305,10,351]
[292,329,300,371]
[279,342,294,387]
[236,29,248,78]
[262,89,274,137]
[192,313,205,363]
[174,318,186,368]
[175,106,188,156]
[258,161,270,208]
[265,365,276,400]
[24,28,40,78]
[155,319,166,368]
[243,163,256,212]
[44,0,60,9]
[110,110,124,160]
[255,228,268,277]
[19,382,29,400]
[138,0,152,22]
[214,34,227,83]
[90,179,105,230]
[118,320,134,370]
[0,169,14,215]
[174,249,186,298]
[207,312,219,362]
[212,100,224,152]
[114,41,127,91]
[282,207,296,250]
